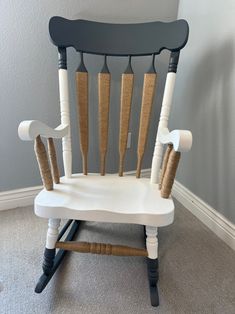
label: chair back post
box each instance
[150,51,180,184]
[58,47,72,177]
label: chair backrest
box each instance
[49,16,189,182]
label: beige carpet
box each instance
[0,200,235,314]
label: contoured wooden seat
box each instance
[35,174,174,226]
[18,16,192,307]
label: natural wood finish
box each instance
[158,144,173,190]
[136,73,157,178]
[76,71,89,175]
[34,135,53,191]
[98,72,111,175]
[161,149,181,198]
[119,73,134,176]
[55,241,148,256]
[47,138,60,184]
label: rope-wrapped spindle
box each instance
[76,52,89,175]
[34,135,53,191]
[160,149,181,198]
[136,55,157,178]
[119,56,134,176]
[47,137,60,184]
[98,56,111,176]
[159,144,173,190]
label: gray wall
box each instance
[170,0,235,223]
[0,0,179,191]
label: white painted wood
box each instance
[0,169,151,211]
[151,72,176,184]
[45,218,61,249]
[18,120,69,141]
[2,172,234,251]
[0,186,42,211]
[146,226,158,259]
[58,69,72,178]
[35,174,174,227]
[173,180,235,251]
[158,127,192,152]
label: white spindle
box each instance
[150,72,176,184]
[58,69,72,177]
[146,226,158,259]
[45,218,61,249]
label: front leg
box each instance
[35,220,80,293]
[145,226,159,306]
[43,218,61,275]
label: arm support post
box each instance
[47,138,60,184]
[157,127,192,198]
[160,149,181,198]
[34,136,53,191]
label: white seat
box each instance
[35,173,174,227]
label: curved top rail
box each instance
[49,17,189,56]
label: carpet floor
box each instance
[0,200,235,314]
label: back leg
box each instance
[145,226,159,306]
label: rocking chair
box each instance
[18,16,192,307]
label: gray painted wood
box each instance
[49,17,188,56]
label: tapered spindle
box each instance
[76,52,89,175]
[47,138,60,184]
[136,55,157,178]
[158,144,173,190]
[119,56,134,176]
[161,149,181,198]
[98,56,111,175]
[34,135,53,191]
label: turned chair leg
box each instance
[145,226,159,307]
[43,218,61,275]
[35,219,80,293]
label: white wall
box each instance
[0,0,179,191]
[171,0,235,223]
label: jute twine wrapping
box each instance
[136,73,157,178]
[119,73,134,176]
[34,135,53,191]
[159,144,173,190]
[55,241,148,256]
[98,72,111,176]
[160,149,181,198]
[76,71,89,175]
[47,138,60,184]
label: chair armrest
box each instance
[158,127,192,152]
[18,120,69,141]
[158,127,192,198]
[18,120,67,190]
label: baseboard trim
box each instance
[172,180,235,251]
[0,186,42,211]
[123,168,151,176]
[0,168,151,212]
